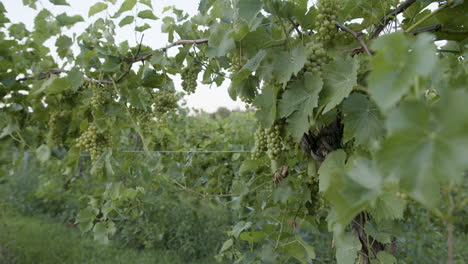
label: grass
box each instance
[0,214,213,264]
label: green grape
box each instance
[47,111,61,145]
[76,124,111,161]
[266,124,282,160]
[251,128,268,159]
[181,62,201,94]
[315,0,338,42]
[90,83,113,107]
[307,176,323,214]
[153,91,178,116]
[304,40,329,74]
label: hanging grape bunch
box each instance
[76,124,111,161]
[90,83,113,107]
[307,176,323,215]
[181,61,201,94]
[304,41,328,74]
[251,128,268,160]
[47,111,60,144]
[153,91,178,116]
[315,0,338,42]
[130,108,154,135]
[266,124,282,160]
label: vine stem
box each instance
[405,1,451,33]
[335,22,373,56]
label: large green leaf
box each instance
[368,33,438,112]
[376,90,468,208]
[320,55,359,113]
[236,0,263,25]
[254,83,278,128]
[279,72,323,140]
[343,93,385,147]
[206,23,235,58]
[335,232,361,264]
[273,45,307,85]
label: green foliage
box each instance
[0,215,213,264]
[0,0,467,263]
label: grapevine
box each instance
[76,124,111,161]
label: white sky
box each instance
[2,0,246,113]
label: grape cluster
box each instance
[181,64,201,94]
[251,128,268,160]
[266,125,282,160]
[153,91,178,116]
[47,112,60,144]
[131,108,154,135]
[307,177,324,214]
[90,83,113,107]
[315,0,338,42]
[304,41,328,74]
[76,124,111,161]
[47,110,69,145]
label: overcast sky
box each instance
[2,0,246,113]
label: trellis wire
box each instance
[0,150,252,154]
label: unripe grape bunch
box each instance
[251,128,268,160]
[181,63,201,94]
[76,124,111,161]
[90,83,113,107]
[315,0,338,42]
[304,41,328,74]
[47,111,60,144]
[153,91,178,116]
[266,125,282,160]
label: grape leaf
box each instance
[368,33,437,112]
[273,45,307,85]
[139,0,152,8]
[206,23,235,58]
[343,93,385,147]
[114,0,137,17]
[231,49,267,85]
[335,232,361,264]
[89,2,108,17]
[279,73,323,140]
[135,23,150,32]
[369,192,405,221]
[254,82,278,128]
[119,15,134,27]
[320,55,359,113]
[137,10,158,20]
[319,151,371,226]
[55,35,73,58]
[377,90,468,208]
[236,0,263,25]
[49,0,69,6]
[56,13,84,28]
[374,251,397,264]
